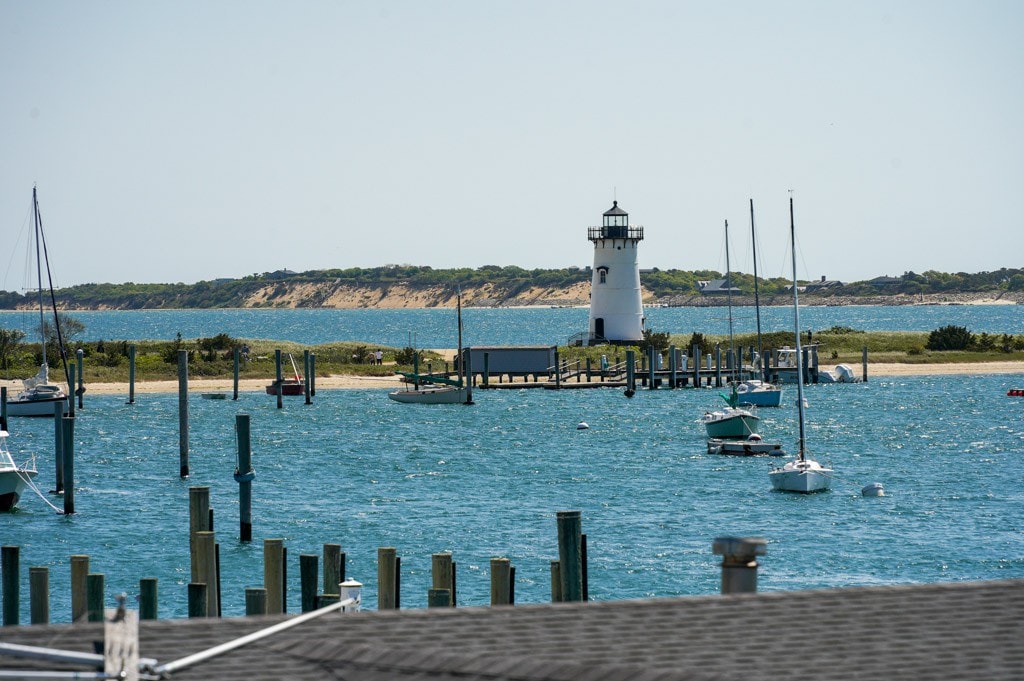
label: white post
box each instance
[339,579,362,613]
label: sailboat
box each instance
[732,199,783,408]
[265,353,304,396]
[389,290,473,404]
[6,187,70,418]
[769,196,833,493]
[702,220,760,439]
[0,430,37,511]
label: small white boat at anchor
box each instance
[0,430,37,512]
[389,290,473,405]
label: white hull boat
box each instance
[769,458,832,493]
[0,430,37,511]
[6,364,68,417]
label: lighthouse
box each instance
[586,201,644,345]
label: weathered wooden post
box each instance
[431,552,455,607]
[483,352,490,387]
[128,344,136,404]
[1,546,19,625]
[556,510,583,602]
[489,558,513,606]
[264,539,285,614]
[692,344,700,388]
[86,573,104,622]
[427,589,451,607]
[323,543,344,597]
[52,400,64,493]
[624,349,636,396]
[377,547,398,610]
[62,416,74,515]
[30,566,49,624]
[187,583,207,618]
[76,348,84,410]
[0,386,7,430]
[464,346,474,404]
[300,554,318,612]
[178,349,189,477]
[245,588,267,615]
[549,561,562,603]
[862,345,869,382]
[195,531,218,617]
[139,578,158,620]
[232,347,240,401]
[309,352,316,396]
[712,536,767,594]
[274,349,283,409]
[189,487,211,583]
[553,348,561,389]
[68,362,76,418]
[648,346,657,389]
[303,350,311,405]
[70,555,89,622]
[234,415,254,542]
[714,344,722,387]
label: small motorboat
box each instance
[0,430,37,512]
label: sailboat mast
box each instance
[790,196,807,461]
[32,188,48,369]
[749,199,764,376]
[724,219,735,381]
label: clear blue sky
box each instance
[2,1,1021,288]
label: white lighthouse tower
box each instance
[587,201,645,345]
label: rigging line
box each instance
[34,191,73,393]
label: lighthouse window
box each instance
[599,270,607,284]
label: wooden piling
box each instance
[232,347,240,401]
[264,539,285,614]
[234,415,254,542]
[553,348,561,389]
[323,544,343,595]
[189,486,211,583]
[29,566,49,624]
[304,350,312,404]
[2,546,19,626]
[489,558,512,606]
[62,416,74,515]
[128,344,136,404]
[431,553,455,607]
[275,349,283,409]
[0,386,6,430]
[68,363,76,418]
[187,583,207,618]
[427,588,451,607]
[862,345,869,382]
[76,348,84,410]
[483,352,490,387]
[549,561,562,603]
[195,531,218,617]
[245,588,267,616]
[625,350,636,396]
[70,555,89,622]
[139,578,158,620]
[300,554,318,613]
[178,349,189,477]
[669,345,677,388]
[52,400,64,493]
[86,573,104,622]
[556,510,583,602]
[309,352,316,396]
[377,547,398,610]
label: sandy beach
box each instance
[3,361,1021,396]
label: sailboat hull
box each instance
[733,381,783,407]
[5,394,69,418]
[769,459,832,493]
[703,409,759,439]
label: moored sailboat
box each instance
[769,196,832,493]
[390,290,473,405]
[0,430,37,511]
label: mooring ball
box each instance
[861,482,885,497]
[576,422,589,430]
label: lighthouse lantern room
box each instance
[586,201,645,345]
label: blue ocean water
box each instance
[0,303,1020,348]
[3,372,1024,622]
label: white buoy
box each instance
[861,482,885,497]
[577,421,589,430]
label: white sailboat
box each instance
[6,187,70,418]
[703,220,760,440]
[0,430,37,511]
[770,196,832,493]
[389,290,473,405]
[733,199,783,407]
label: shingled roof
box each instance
[2,579,1022,680]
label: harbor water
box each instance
[2,372,1023,621]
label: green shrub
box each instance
[926,325,975,351]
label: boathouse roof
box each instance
[2,579,1022,680]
